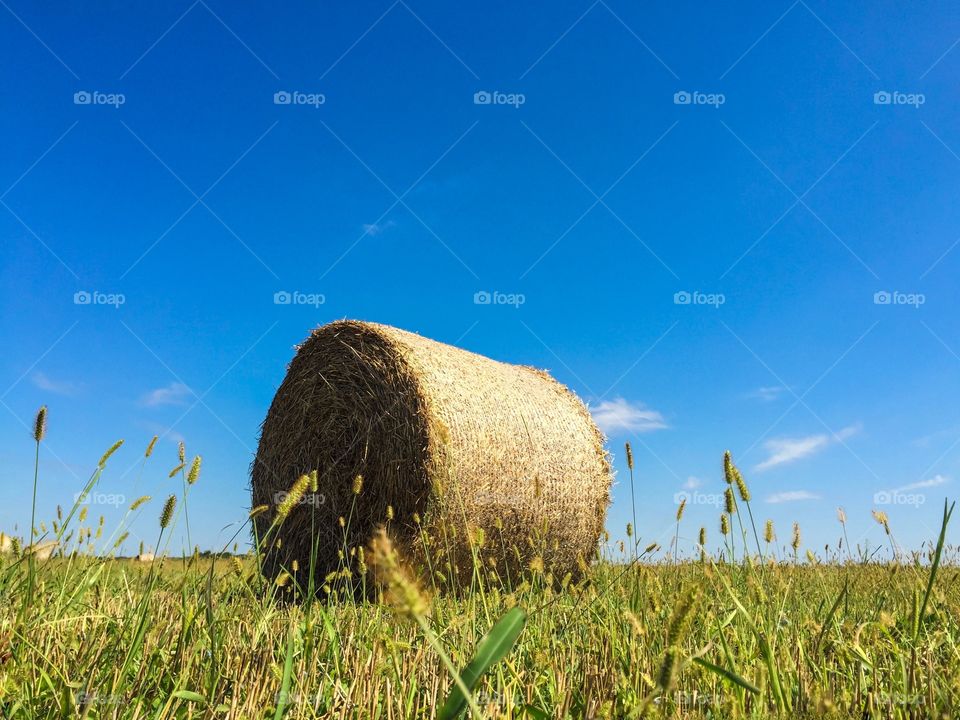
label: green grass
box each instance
[1,422,959,718]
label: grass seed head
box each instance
[187,456,201,485]
[368,526,430,619]
[676,498,687,522]
[352,474,364,495]
[129,495,151,512]
[178,441,185,463]
[145,435,158,458]
[720,514,730,536]
[724,487,735,514]
[33,406,47,442]
[764,519,775,544]
[625,442,634,471]
[792,522,802,551]
[160,494,177,529]
[276,475,310,522]
[98,439,124,468]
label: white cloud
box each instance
[590,398,667,435]
[31,371,81,396]
[750,385,786,402]
[766,490,821,504]
[362,220,396,236]
[893,474,949,493]
[755,424,860,471]
[140,382,192,407]
[683,476,702,490]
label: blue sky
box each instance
[1,1,958,558]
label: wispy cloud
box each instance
[362,220,396,236]
[683,476,702,490]
[893,474,949,493]
[140,382,192,407]
[766,490,821,504]
[750,385,786,402]
[755,424,860,471]
[31,371,81,396]
[590,398,667,435]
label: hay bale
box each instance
[251,320,610,587]
[135,552,155,562]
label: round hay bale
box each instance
[251,320,610,588]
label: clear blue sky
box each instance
[1,1,958,558]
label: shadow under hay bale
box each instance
[251,320,611,592]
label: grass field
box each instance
[2,412,959,718]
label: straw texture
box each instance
[251,320,610,587]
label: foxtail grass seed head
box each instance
[352,474,364,495]
[657,646,680,691]
[723,450,734,484]
[764,519,775,544]
[667,586,700,645]
[626,522,633,538]
[248,504,269,520]
[806,549,817,564]
[168,463,185,478]
[308,469,318,493]
[178,441,185,463]
[368,526,430,619]
[386,505,395,521]
[130,495,151,511]
[644,542,659,554]
[724,487,735,514]
[160,494,176,529]
[276,475,310,522]
[792,522,801,551]
[33,406,47,442]
[187,456,201,485]
[699,527,706,547]
[79,506,88,523]
[872,510,890,535]
[98,439,124,468]
[676,497,687,522]
[145,435,158,458]
[625,442,634,471]
[837,506,847,524]
[720,514,730,536]
[735,473,750,502]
